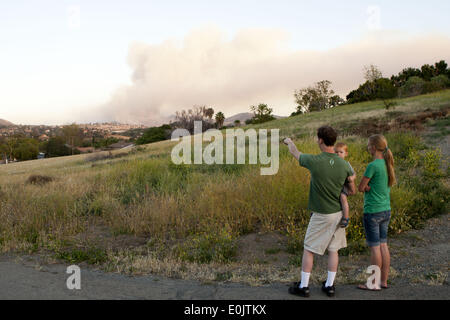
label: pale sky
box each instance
[1,0,450,125]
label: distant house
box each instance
[38,134,49,141]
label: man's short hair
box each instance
[317,126,337,146]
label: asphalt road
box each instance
[0,258,448,300]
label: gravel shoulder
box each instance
[0,255,448,300]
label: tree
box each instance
[399,76,426,97]
[4,136,18,160]
[0,142,7,161]
[44,136,72,157]
[364,64,383,82]
[434,60,448,76]
[174,105,215,134]
[215,112,225,129]
[420,64,436,81]
[233,120,241,127]
[376,78,397,100]
[13,138,38,161]
[249,104,275,124]
[136,124,172,145]
[293,87,316,114]
[312,80,335,111]
[62,123,83,148]
[294,80,340,113]
[93,137,119,149]
[0,137,12,161]
[391,67,422,87]
[204,107,214,120]
[363,65,383,98]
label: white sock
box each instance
[299,271,310,288]
[325,271,336,287]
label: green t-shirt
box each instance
[363,159,391,214]
[299,152,354,214]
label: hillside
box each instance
[0,119,14,127]
[224,112,285,125]
[0,89,448,286]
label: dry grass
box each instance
[0,90,448,284]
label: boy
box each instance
[334,142,356,228]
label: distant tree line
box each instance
[346,60,450,104]
[287,60,450,117]
[0,123,137,162]
[0,135,39,161]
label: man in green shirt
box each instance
[284,126,356,298]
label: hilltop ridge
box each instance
[0,119,14,127]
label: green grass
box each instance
[265,248,282,255]
[55,247,108,265]
[426,117,450,139]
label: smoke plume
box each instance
[96,26,450,125]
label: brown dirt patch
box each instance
[71,221,149,251]
[343,106,449,137]
[235,232,291,267]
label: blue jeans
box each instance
[363,210,391,247]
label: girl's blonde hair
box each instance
[368,134,396,187]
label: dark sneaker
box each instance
[288,282,310,298]
[322,281,335,297]
[339,217,349,228]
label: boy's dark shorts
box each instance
[363,210,391,247]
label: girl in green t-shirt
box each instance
[357,134,396,291]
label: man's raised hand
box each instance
[283,138,293,145]
[283,138,301,161]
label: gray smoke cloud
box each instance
[95,27,450,126]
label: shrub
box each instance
[176,228,237,264]
[136,124,172,145]
[249,104,276,124]
[383,100,398,110]
[424,75,450,93]
[26,175,54,185]
[422,148,443,178]
[346,78,397,104]
[56,247,108,265]
[399,76,426,97]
